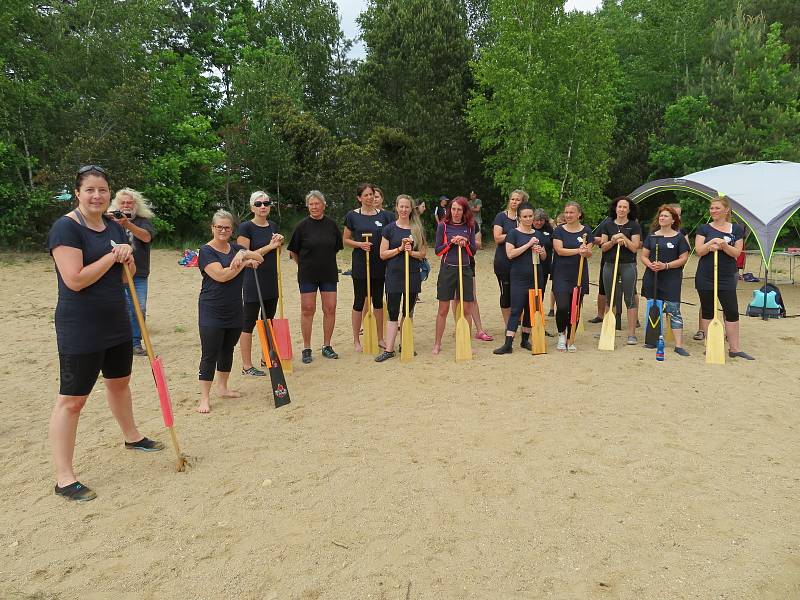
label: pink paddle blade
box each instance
[151,356,174,428]
[570,287,579,327]
[272,318,293,360]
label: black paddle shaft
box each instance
[252,265,291,408]
[645,240,662,346]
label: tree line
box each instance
[2,0,799,247]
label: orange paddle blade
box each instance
[150,356,174,428]
[256,320,272,364]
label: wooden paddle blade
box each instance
[455,317,472,362]
[362,310,379,354]
[150,356,174,428]
[257,320,291,407]
[577,313,585,333]
[400,319,414,363]
[664,314,675,343]
[532,313,547,355]
[598,312,617,351]
[705,318,726,365]
[644,299,662,347]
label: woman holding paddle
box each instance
[694,196,754,360]
[196,210,264,413]
[641,205,691,355]
[552,201,593,352]
[493,204,548,354]
[287,190,343,363]
[598,196,642,345]
[343,183,394,352]
[48,165,164,502]
[432,197,476,355]
[376,195,428,362]
[492,190,525,326]
[236,191,283,377]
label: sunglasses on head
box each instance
[78,164,107,175]
[253,200,272,208]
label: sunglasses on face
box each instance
[212,225,232,232]
[78,164,107,175]
[252,201,272,208]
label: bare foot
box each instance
[354,342,363,353]
[216,388,242,398]
[197,400,211,413]
[432,344,441,355]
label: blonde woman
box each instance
[377,195,427,361]
[110,188,155,355]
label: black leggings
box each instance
[242,299,278,333]
[386,292,419,321]
[352,278,385,311]
[496,275,511,309]
[506,280,532,332]
[698,289,740,322]
[199,326,241,380]
[554,291,583,335]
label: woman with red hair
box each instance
[432,197,476,354]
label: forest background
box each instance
[2,0,800,247]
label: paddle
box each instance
[400,243,414,362]
[705,249,726,365]
[361,233,379,355]
[568,234,587,347]
[114,242,187,471]
[253,269,291,407]
[271,246,292,373]
[644,240,664,347]
[598,243,622,351]
[455,245,472,362]
[530,249,546,355]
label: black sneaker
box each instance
[302,348,313,364]
[321,345,339,359]
[124,437,165,452]
[55,481,97,502]
[375,350,396,362]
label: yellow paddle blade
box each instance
[598,311,617,351]
[705,318,726,364]
[455,317,472,362]
[279,356,293,374]
[577,314,585,333]
[532,314,547,355]
[664,315,675,344]
[400,319,414,363]
[362,310,379,355]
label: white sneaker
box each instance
[567,343,577,353]
[557,333,567,352]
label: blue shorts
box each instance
[299,281,337,294]
[663,300,683,329]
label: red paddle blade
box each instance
[150,356,174,428]
[570,287,579,327]
[272,318,293,360]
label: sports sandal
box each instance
[321,345,339,359]
[375,350,396,362]
[124,437,165,452]
[692,330,705,341]
[55,481,97,502]
[242,366,266,377]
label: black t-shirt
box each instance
[600,219,642,264]
[198,243,245,328]
[237,220,279,302]
[434,205,447,222]
[641,232,690,301]
[532,225,554,278]
[506,228,546,290]
[552,225,593,294]
[48,215,131,354]
[125,217,155,278]
[382,222,422,294]
[492,211,518,277]
[287,216,343,283]
[695,223,745,291]
[344,208,395,279]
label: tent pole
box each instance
[763,260,768,321]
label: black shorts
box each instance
[59,340,133,396]
[242,299,278,333]
[437,263,475,302]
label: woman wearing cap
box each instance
[109,188,156,356]
[47,165,164,502]
[432,197,476,354]
[287,190,343,363]
[236,191,283,376]
[196,210,264,413]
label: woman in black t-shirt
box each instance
[287,190,344,363]
[196,210,263,413]
[236,191,283,377]
[492,190,524,326]
[641,205,691,355]
[694,196,754,360]
[343,183,394,352]
[598,196,642,345]
[48,166,164,502]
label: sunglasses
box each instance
[252,200,272,208]
[212,225,232,232]
[78,164,107,175]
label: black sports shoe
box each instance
[302,348,313,364]
[321,345,339,359]
[55,481,97,502]
[125,437,165,452]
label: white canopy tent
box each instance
[629,160,800,269]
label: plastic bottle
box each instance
[656,335,665,361]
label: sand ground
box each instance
[1,246,799,599]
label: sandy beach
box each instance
[1,247,798,599]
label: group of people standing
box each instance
[47,166,755,501]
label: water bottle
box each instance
[656,335,665,361]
